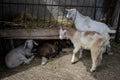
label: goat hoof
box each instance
[25,61,30,64]
[41,62,47,65]
[31,55,35,59]
[108,52,113,55]
[71,61,75,64]
[71,62,75,64]
[71,60,75,64]
[90,69,95,72]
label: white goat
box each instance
[5,40,38,68]
[65,8,115,35]
[66,8,114,54]
[59,27,109,72]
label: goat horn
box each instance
[65,9,69,11]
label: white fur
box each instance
[5,40,38,68]
[66,8,116,34]
[59,27,109,72]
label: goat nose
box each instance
[66,16,71,20]
[59,36,61,39]
[59,36,63,40]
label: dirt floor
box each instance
[0,42,120,80]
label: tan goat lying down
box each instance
[59,27,110,72]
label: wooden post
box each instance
[112,0,120,29]
[94,0,96,19]
[10,39,14,49]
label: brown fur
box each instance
[60,27,106,72]
[36,43,60,59]
[63,27,75,35]
[91,38,104,68]
[84,31,100,37]
[92,38,104,48]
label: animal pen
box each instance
[0,0,120,80]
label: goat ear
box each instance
[24,40,28,49]
[63,30,67,33]
[33,40,38,46]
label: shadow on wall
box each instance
[0,0,106,21]
[0,0,54,21]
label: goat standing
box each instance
[66,8,114,54]
[65,8,115,34]
[59,27,109,72]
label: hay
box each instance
[0,41,120,80]
[0,12,74,29]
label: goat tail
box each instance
[109,29,116,34]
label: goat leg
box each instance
[24,55,34,64]
[90,50,98,72]
[41,57,48,65]
[71,46,80,64]
[79,49,83,59]
[106,45,113,55]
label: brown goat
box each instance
[35,42,62,65]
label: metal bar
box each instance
[94,0,97,19]
[24,0,27,28]
[70,0,72,8]
[115,13,120,42]
[37,0,40,27]
[47,0,53,27]
[43,0,47,23]
[10,39,14,48]
[1,0,3,21]
[8,0,11,20]
[0,39,3,55]
[0,2,107,8]
[32,0,34,18]
[56,0,60,25]
[61,0,67,25]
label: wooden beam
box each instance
[0,28,59,39]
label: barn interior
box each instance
[0,0,120,80]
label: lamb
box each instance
[35,42,62,65]
[5,40,38,68]
[59,27,109,72]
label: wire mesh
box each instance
[0,0,113,29]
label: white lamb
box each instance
[5,40,38,68]
[59,27,110,72]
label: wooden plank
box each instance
[3,36,59,39]
[112,0,120,29]
[0,28,59,39]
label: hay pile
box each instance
[0,12,74,29]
